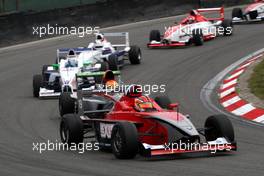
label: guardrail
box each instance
[0,0,106,14]
[199,0,252,8]
[0,0,253,15]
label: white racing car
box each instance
[33,50,81,98]
[147,7,233,48]
[33,32,142,98]
[57,32,142,70]
[232,0,264,23]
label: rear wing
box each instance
[56,47,91,61]
[197,7,224,21]
[102,32,130,48]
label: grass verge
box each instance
[248,59,264,100]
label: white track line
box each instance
[219,87,236,98]
[254,115,264,123]
[221,79,238,89]
[222,96,241,108]
[226,69,244,81]
[231,104,255,116]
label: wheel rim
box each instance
[138,53,141,60]
[61,123,69,143]
[113,129,123,153]
[59,101,62,115]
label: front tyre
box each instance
[192,29,204,46]
[221,19,233,36]
[33,74,43,97]
[232,8,243,19]
[205,114,235,142]
[60,114,83,145]
[59,92,75,117]
[154,95,172,109]
[129,45,141,65]
[149,30,161,42]
[111,122,139,159]
[108,54,119,71]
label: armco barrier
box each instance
[0,0,253,14]
[0,0,105,14]
[200,0,252,7]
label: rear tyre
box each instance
[154,96,172,109]
[232,8,243,19]
[59,92,75,117]
[149,30,161,42]
[60,114,83,145]
[248,10,258,20]
[33,74,43,98]
[129,45,141,65]
[221,19,233,36]
[205,114,235,142]
[108,54,119,71]
[100,62,108,71]
[192,29,204,46]
[111,122,138,159]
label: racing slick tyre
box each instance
[221,19,233,36]
[33,74,43,97]
[59,92,75,117]
[192,29,204,46]
[108,54,119,71]
[60,114,83,145]
[149,30,161,42]
[100,62,108,71]
[154,96,172,109]
[232,8,243,19]
[42,65,49,75]
[204,114,235,142]
[248,10,258,20]
[129,45,141,65]
[111,122,139,159]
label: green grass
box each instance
[248,59,264,100]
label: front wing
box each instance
[141,137,237,157]
[147,42,186,48]
[39,88,61,98]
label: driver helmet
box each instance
[103,70,118,89]
[67,49,76,58]
[105,80,118,90]
[134,95,154,112]
[103,70,115,82]
[95,33,105,44]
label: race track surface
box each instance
[0,9,264,176]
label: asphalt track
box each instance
[0,8,264,176]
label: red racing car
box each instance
[59,83,236,159]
